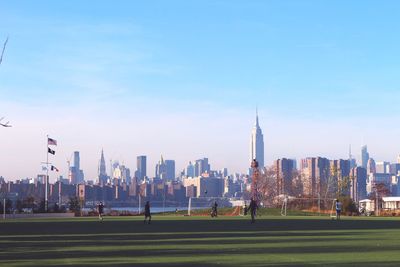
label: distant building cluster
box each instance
[1,112,400,210]
[274,148,400,204]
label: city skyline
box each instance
[1,1,400,180]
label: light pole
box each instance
[45,135,49,212]
[376,185,379,216]
[2,198,5,220]
[1,190,8,220]
[318,193,321,216]
[163,182,166,214]
[138,192,141,215]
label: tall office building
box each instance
[165,160,176,180]
[350,167,367,203]
[73,151,80,171]
[250,110,265,168]
[186,161,195,177]
[69,151,84,184]
[301,158,316,197]
[330,159,351,196]
[98,149,108,185]
[275,158,296,195]
[136,156,147,180]
[301,157,330,197]
[155,155,166,179]
[390,163,400,176]
[315,157,330,196]
[120,165,131,184]
[376,161,390,174]
[156,155,176,180]
[221,168,228,178]
[348,145,357,168]
[367,158,376,174]
[195,158,210,177]
[361,145,369,169]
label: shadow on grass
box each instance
[1,217,400,236]
[1,218,400,265]
[0,237,399,260]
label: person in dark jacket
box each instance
[97,202,104,221]
[336,199,342,220]
[249,198,258,223]
[211,201,218,217]
[144,201,151,224]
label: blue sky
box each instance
[1,1,400,180]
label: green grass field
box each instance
[1,215,400,266]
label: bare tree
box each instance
[290,169,304,197]
[338,176,351,197]
[257,166,278,207]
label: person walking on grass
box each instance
[211,201,218,217]
[249,198,258,223]
[144,201,151,224]
[336,199,342,220]
[97,202,104,221]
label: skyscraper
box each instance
[120,165,131,184]
[367,158,376,174]
[155,155,167,179]
[136,156,147,180]
[350,167,367,203]
[98,149,108,185]
[250,109,264,168]
[361,145,369,169]
[186,161,195,177]
[69,151,84,184]
[165,160,175,180]
[349,145,356,168]
[315,157,330,197]
[390,163,400,176]
[376,161,390,174]
[330,159,351,196]
[300,157,331,197]
[275,158,296,195]
[195,158,210,176]
[300,158,316,196]
[74,151,80,173]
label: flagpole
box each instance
[45,134,49,212]
[58,178,61,207]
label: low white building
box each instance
[382,197,400,210]
[359,199,375,214]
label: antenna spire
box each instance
[349,144,352,160]
[255,107,259,127]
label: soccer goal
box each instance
[186,197,245,216]
[278,195,336,216]
[186,197,220,216]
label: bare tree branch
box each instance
[0,36,9,65]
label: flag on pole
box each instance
[48,137,57,146]
[48,147,56,155]
[51,165,59,172]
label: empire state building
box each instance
[250,110,264,168]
